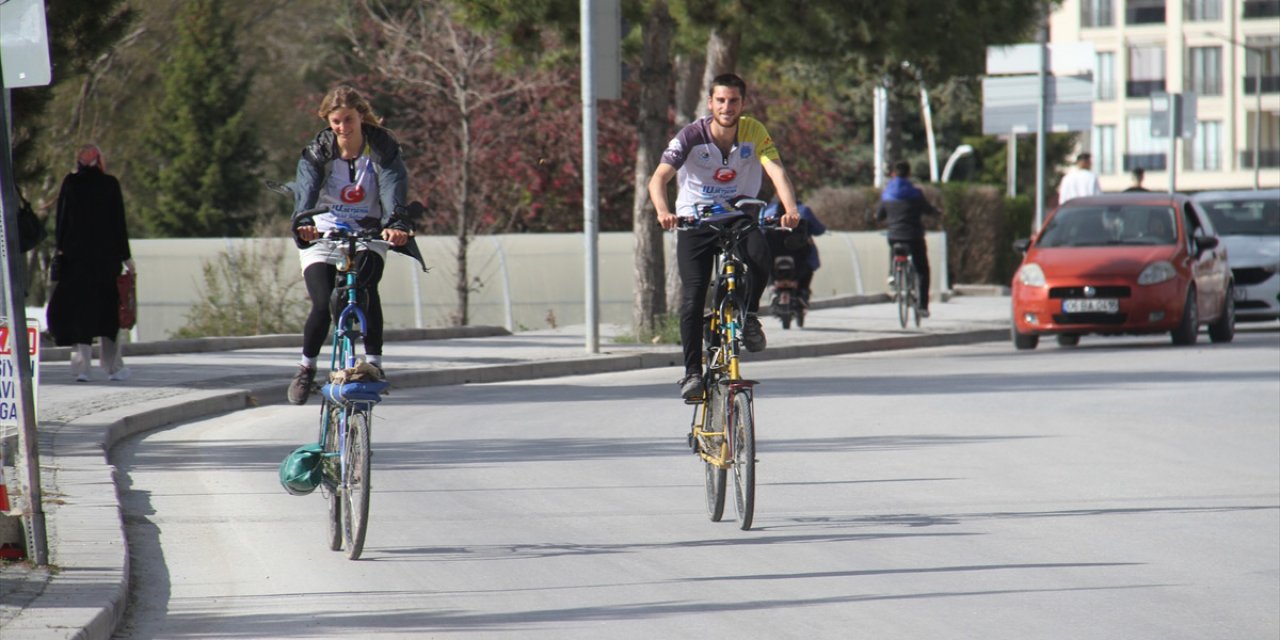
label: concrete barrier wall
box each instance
[121,231,947,342]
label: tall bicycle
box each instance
[890,241,922,329]
[314,222,391,560]
[681,198,778,531]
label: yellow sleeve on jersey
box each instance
[739,116,780,164]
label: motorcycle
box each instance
[769,255,807,329]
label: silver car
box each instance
[1193,189,1280,321]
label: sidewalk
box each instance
[1,293,1010,639]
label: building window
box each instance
[1184,0,1221,21]
[1187,47,1222,96]
[1241,112,1280,168]
[1082,0,1115,26]
[1128,46,1166,97]
[1126,0,1166,24]
[1126,114,1166,171]
[1192,121,1222,170]
[1244,37,1280,94]
[1092,125,1117,174]
[1243,0,1280,19]
[1096,52,1116,100]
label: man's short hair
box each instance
[1131,167,1145,181]
[710,73,748,98]
[892,160,911,178]
[1076,152,1092,164]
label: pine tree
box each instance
[134,0,262,237]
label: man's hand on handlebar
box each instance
[779,210,801,229]
[658,211,680,231]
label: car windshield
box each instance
[1038,205,1177,248]
[1197,197,1280,237]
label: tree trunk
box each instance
[673,53,705,127]
[632,1,675,336]
[695,25,740,118]
[454,115,471,326]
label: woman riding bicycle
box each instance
[287,85,413,405]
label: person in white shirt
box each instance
[1057,152,1102,203]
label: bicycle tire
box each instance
[908,264,921,328]
[342,408,372,560]
[318,401,343,551]
[704,381,728,522]
[895,264,909,328]
[730,389,756,530]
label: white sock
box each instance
[365,354,382,367]
[300,356,317,369]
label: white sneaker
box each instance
[108,367,131,381]
[75,373,90,383]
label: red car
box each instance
[1010,193,1235,349]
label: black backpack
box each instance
[16,191,47,253]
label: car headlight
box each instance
[1018,263,1046,287]
[1138,261,1176,285]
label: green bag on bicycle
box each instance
[279,443,324,496]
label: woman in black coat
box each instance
[46,145,135,382]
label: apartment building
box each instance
[1051,0,1280,192]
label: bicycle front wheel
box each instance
[703,381,728,522]
[341,408,372,560]
[730,389,756,530]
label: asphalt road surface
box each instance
[112,331,1280,639]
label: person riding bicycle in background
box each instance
[764,199,826,306]
[648,73,801,401]
[875,160,939,318]
[287,85,413,405]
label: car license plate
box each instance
[1063,298,1119,313]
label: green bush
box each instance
[171,238,307,339]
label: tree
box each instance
[344,2,579,325]
[132,0,264,237]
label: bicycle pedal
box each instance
[683,395,704,405]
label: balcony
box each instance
[1243,75,1280,94]
[1239,149,1280,168]
[1127,79,1166,98]
[1124,153,1168,171]
[1243,0,1280,18]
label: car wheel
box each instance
[1208,285,1235,343]
[1170,289,1198,346]
[1056,333,1081,347]
[1012,327,1039,350]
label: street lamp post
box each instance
[1206,32,1265,190]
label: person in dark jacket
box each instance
[286,85,414,405]
[875,160,939,316]
[765,200,826,304]
[46,145,135,382]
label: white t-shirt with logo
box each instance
[300,151,387,269]
[660,115,781,219]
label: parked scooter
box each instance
[769,255,807,329]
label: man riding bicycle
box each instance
[875,160,939,317]
[648,73,801,400]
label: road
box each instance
[112,331,1280,639]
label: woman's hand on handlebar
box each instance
[382,228,409,247]
[780,210,801,229]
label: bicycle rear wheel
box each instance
[319,402,343,551]
[703,381,727,522]
[729,389,756,530]
[342,407,372,560]
[895,264,909,328]
[907,265,921,328]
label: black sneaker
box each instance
[287,365,316,405]
[678,373,704,400]
[743,314,766,352]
